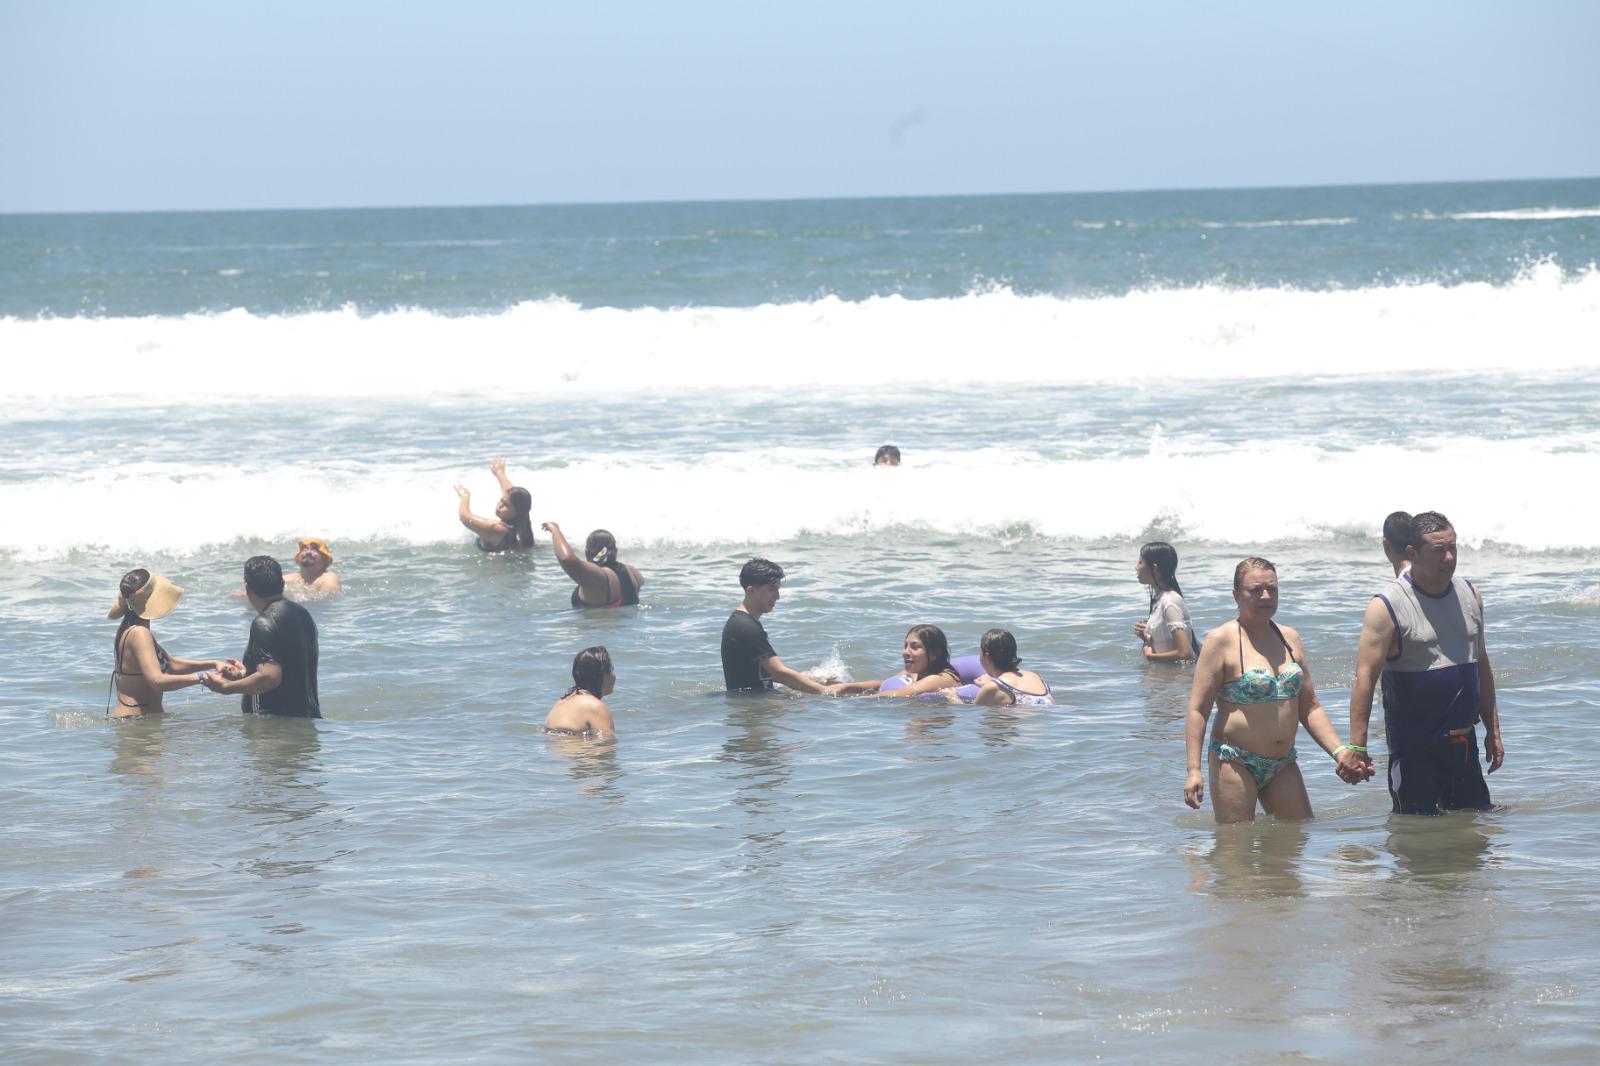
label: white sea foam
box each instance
[1,264,1596,405]
[4,436,1598,558]
[1442,207,1600,222]
[1197,217,1355,229]
[1559,584,1600,607]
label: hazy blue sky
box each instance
[3,1,1597,212]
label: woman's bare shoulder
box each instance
[546,692,606,727]
[1277,623,1308,655]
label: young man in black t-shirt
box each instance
[720,558,832,695]
[200,556,321,718]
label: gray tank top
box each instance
[1379,573,1481,672]
[1375,573,1484,751]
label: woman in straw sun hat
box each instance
[108,568,236,718]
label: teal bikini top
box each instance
[1218,621,1304,704]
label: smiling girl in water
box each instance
[828,624,965,698]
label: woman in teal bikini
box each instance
[1183,557,1372,823]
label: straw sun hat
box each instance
[107,574,185,620]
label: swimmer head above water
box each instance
[739,557,785,618]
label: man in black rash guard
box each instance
[720,558,832,695]
[200,556,321,718]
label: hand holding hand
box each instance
[221,659,246,680]
[197,672,225,693]
[1184,770,1205,809]
[1333,748,1376,784]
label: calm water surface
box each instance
[5,521,1599,1062]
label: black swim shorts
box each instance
[1386,731,1492,816]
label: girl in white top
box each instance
[1134,541,1197,662]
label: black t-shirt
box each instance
[242,598,321,718]
[721,609,775,692]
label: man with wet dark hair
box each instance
[200,555,321,717]
[1381,510,1412,576]
[720,558,831,694]
[1349,511,1503,814]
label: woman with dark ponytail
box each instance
[108,568,233,718]
[454,456,536,553]
[545,646,617,735]
[1135,541,1198,662]
[970,629,1055,707]
[540,522,644,608]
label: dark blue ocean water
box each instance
[3,177,1596,316]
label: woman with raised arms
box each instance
[454,456,535,553]
[1184,557,1371,822]
[541,523,642,608]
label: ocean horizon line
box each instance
[4,172,1598,221]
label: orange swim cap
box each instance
[297,537,333,563]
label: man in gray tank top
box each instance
[1348,512,1504,814]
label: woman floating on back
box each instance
[454,457,535,553]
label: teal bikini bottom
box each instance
[1210,741,1298,790]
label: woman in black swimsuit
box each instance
[541,522,643,608]
[454,456,535,553]
[109,569,234,718]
